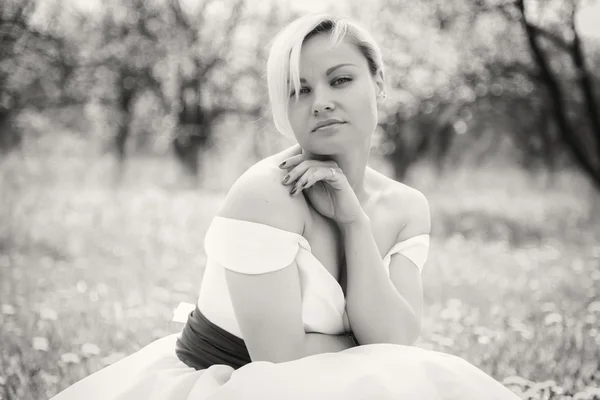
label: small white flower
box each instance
[477,335,491,345]
[587,301,600,313]
[544,312,563,326]
[76,281,88,293]
[40,308,58,321]
[2,304,15,315]
[81,343,101,357]
[33,337,49,352]
[61,353,81,364]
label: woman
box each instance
[51,13,520,400]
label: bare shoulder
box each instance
[216,149,307,236]
[369,169,431,241]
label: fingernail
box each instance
[279,161,286,168]
[282,175,289,184]
[290,187,297,196]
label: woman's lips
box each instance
[313,122,346,132]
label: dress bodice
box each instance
[194,216,429,339]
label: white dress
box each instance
[50,216,520,400]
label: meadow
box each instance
[1,138,599,399]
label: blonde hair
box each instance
[267,14,384,138]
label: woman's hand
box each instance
[279,154,364,225]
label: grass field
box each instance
[1,149,599,400]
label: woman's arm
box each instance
[342,188,430,346]
[226,263,354,362]
[220,165,354,363]
[274,154,429,347]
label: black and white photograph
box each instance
[1,0,599,399]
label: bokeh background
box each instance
[1,0,599,399]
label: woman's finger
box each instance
[279,155,337,171]
[281,160,318,186]
[292,166,335,195]
[290,166,320,196]
[323,167,338,182]
[303,167,334,189]
[279,154,305,169]
[294,166,316,186]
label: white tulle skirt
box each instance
[50,332,520,400]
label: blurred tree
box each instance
[245,3,294,160]
[380,99,467,178]
[168,0,254,178]
[512,0,600,189]
[58,0,263,181]
[3,0,597,193]
[70,0,168,171]
[57,0,275,181]
[471,0,600,186]
[0,0,77,151]
[366,0,473,179]
[364,0,599,188]
[108,1,165,165]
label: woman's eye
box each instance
[333,77,352,85]
[289,87,310,97]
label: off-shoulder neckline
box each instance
[213,216,309,242]
[212,216,428,261]
[212,216,342,294]
[210,216,428,299]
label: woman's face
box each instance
[287,34,383,155]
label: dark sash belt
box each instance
[175,305,252,370]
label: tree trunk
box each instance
[110,72,137,187]
[173,79,214,179]
[539,105,556,172]
[172,124,210,178]
[435,124,455,175]
[570,5,600,163]
[115,114,130,162]
[515,0,600,190]
[390,146,411,181]
[0,109,20,152]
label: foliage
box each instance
[354,0,600,184]
[2,0,600,186]
[1,0,291,179]
[0,0,78,150]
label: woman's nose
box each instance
[312,88,335,115]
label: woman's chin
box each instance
[303,143,351,158]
